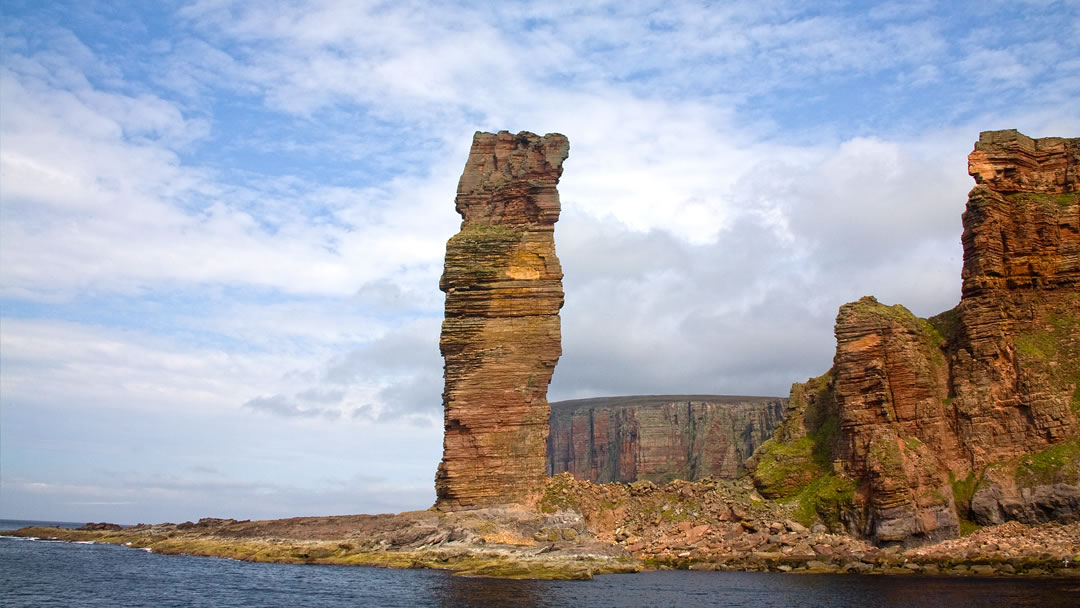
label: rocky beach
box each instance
[4,473,1078,580]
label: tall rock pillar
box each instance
[435,131,569,510]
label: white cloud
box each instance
[0,42,460,300]
[0,318,295,415]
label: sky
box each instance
[1,0,1078,524]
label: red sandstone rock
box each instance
[967,129,1079,194]
[752,130,1080,545]
[825,297,962,543]
[434,131,569,510]
[948,131,1079,467]
[547,395,785,483]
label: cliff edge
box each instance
[750,129,1080,546]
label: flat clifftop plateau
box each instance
[435,131,569,510]
[551,394,783,411]
[749,129,1080,547]
[548,395,785,484]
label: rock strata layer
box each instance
[548,395,785,483]
[435,131,570,510]
[751,130,1080,546]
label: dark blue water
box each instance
[1,536,1077,607]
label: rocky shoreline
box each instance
[5,476,1079,581]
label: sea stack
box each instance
[435,131,570,510]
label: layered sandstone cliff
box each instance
[435,131,569,510]
[547,396,785,483]
[751,130,1080,545]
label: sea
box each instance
[2,520,1078,607]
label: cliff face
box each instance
[547,396,785,484]
[829,298,962,543]
[435,131,569,510]
[751,130,1080,545]
[949,130,1080,526]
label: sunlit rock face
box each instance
[946,130,1080,529]
[751,130,1080,546]
[435,131,569,510]
[947,130,1079,466]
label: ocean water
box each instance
[1,534,1077,608]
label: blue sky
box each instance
[1,0,1078,523]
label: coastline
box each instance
[6,477,1078,581]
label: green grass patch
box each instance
[950,471,979,516]
[809,416,839,468]
[1016,311,1078,361]
[852,297,945,345]
[852,297,920,327]
[791,474,856,529]
[1016,437,1080,486]
[1006,192,1079,210]
[1016,332,1058,360]
[1014,309,1080,422]
[751,437,818,499]
[958,519,982,537]
[928,307,961,344]
[752,370,840,501]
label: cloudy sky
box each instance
[2,0,1077,524]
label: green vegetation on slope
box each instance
[1015,307,1080,418]
[950,471,978,516]
[1005,191,1080,211]
[750,370,855,529]
[752,371,838,498]
[1015,437,1080,487]
[928,307,962,345]
[790,473,857,528]
[752,435,819,499]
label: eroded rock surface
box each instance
[751,130,1080,545]
[435,131,569,510]
[830,298,961,544]
[548,395,785,483]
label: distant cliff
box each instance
[548,395,785,483]
[750,129,1079,546]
